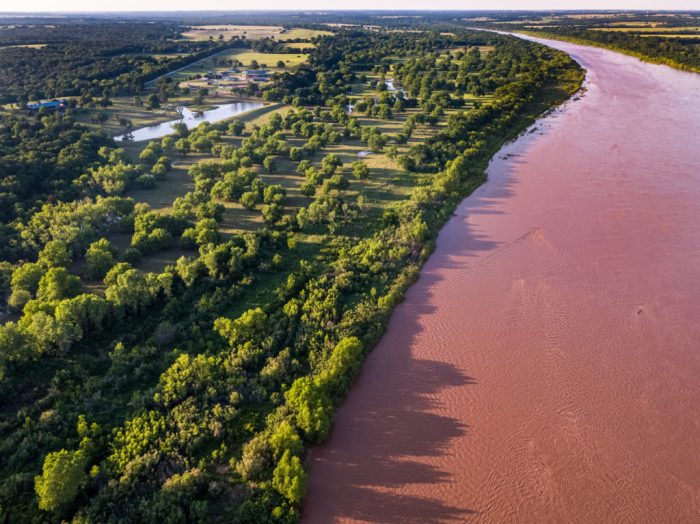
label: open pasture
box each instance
[181,24,283,41]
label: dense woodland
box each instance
[0,13,584,523]
[0,23,235,103]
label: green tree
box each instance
[240,191,258,210]
[263,155,277,173]
[175,138,190,156]
[38,240,72,268]
[269,420,303,459]
[227,119,245,136]
[85,239,117,280]
[285,376,332,442]
[146,94,160,109]
[262,203,282,226]
[272,450,307,503]
[352,161,370,180]
[37,267,81,302]
[35,448,87,514]
[173,122,189,138]
[139,147,158,165]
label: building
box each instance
[243,70,270,82]
[26,99,67,113]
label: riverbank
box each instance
[305,34,700,523]
[303,38,584,522]
[515,30,700,74]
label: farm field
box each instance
[181,24,284,40]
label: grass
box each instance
[180,26,332,42]
[591,26,700,33]
[163,49,309,85]
[277,28,333,40]
[638,34,700,38]
[76,56,487,282]
[181,25,284,41]
[284,42,316,50]
[218,50,309,68]
[1,43,47,49]
[73,97,182,137]
[72,92,247,137]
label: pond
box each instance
[114,101,264,142]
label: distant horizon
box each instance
[2,2,699,14]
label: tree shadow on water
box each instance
[304,313,478,522]
[303,131,552,523]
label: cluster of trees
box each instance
[0,22,237,104]
[0,18,584,523]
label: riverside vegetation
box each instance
[475,11,700,73]
[0,14,583,523]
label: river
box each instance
[114,101,263,142]
[304,36,700,522]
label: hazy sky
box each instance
[3,1,699,13]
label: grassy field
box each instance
[284,42,316,50]
[591,26,700,33]
[607,21,665,27]
[180,26,332,42]
[218,50,309,68]
[181,25,284,41]
[2,43,47,49]
[277,28,333,40]
[638,34,700,38]
[163,49,309,85]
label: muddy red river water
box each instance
[303,36,700,523]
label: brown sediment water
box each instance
[304,36,700,523]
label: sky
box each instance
[2,1,699,13]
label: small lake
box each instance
[115,101,264,142]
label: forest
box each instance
[0,13,584,523]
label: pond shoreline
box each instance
[114,99,266,142]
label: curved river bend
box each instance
[304,36,700,523]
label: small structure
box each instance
[243,70,270,82]
[26,99,67,113]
